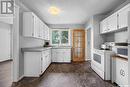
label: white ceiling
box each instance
[21,0,126,24]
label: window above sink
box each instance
[50,29,71,46]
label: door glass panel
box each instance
[74,48,78,57]
[93,54,101,64]
[74,32,83,37]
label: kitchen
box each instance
[0,0,129,87]
[90,2,129,86]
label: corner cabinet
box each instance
[52,48,71,63]
[100,4,130,34]
[107,12,118,32]
[23,12,50,40]
[24,49,51,77]
[118,4,130,29]
[100,13,118,34]
[112,56,128,86]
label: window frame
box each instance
[50,29,71,46]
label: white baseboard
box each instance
[17,75,24,82]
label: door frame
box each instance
[11,4,20,83]
[86,28,92,60]
[85,25,93,61]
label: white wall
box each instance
[85,15,105,60]
[85,18,94,60]
[115,30,128,43]
[0,22,11,62]
[48,24,85,29]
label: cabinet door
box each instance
[34,16,40,38]
[57,49,64,62]
[116,58,128,86]
[118,4,130,29]
[100,18,108,34]
[43,24,47,40]
[39,20,44,39]
[47,27,50,40]
[44,25,49,40]
[23,12,35,37]
[62,49,71,62]
[48,49,51,64]
[107,13,118,32]
[42,23,45,39]
[41,51,46,73]
[24,52,41,77]
[52,49,57,62]
[52,49,64,62]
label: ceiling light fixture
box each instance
[48,6,60,15]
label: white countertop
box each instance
[22,47,52,52]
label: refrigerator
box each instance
[128,12,130,87]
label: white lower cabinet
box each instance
[115,58,128,87]
[112,56,128,87]
[24,49,51,77]
[52,48,71,63]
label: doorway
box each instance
[72,29,85,62]
[0,22,12,87]
[87,28,91,60]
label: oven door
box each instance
[92,50,104,71]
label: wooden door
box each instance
[72,29,85,62]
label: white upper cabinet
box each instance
[100,18,108,34]
[107,12,118,32]
[23,12,38,38]
[44,24,50,40]
[100,4,130,34]
[118,4,130,29]
[23,12,50,40]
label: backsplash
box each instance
[21,37,45,48]
[104,30,128,43]
[115,30,128,43]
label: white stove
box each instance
[91,49,114,80]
